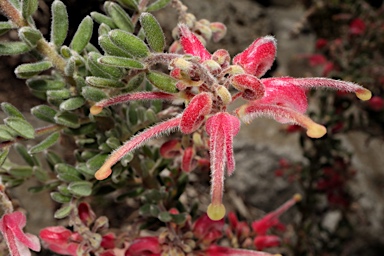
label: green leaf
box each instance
[0,128,14,141]
[91,12,117,29]
[69,16,93,53]
[64,57,75,76]
[146,71,178,93]
[97,56,145,69]
[116,0,138,10]
[8,166,33,178]
[87,52,124,79]
[109,29,150,58]
[81,86,107,102]
[158,211,172,222]
[124,72,144,92]
[54,111,80,128]
[45,150,63,170]
[0,42,31,56]
[0,148,9,167]
[5,117,35,139]
[76,163,96,177]
[1,102,25,119]
[98,34,132,58]
[60,97,85,111]
[67,181,93,197]
[33,166,49,182]
[86,76,125,88]
[26,77,65,91]
[29,132,60,154]
[51,0,68,47]
[55,163,83,182]
[21,0,38,18]
[86,154,108,172]
[54,204,73,219]
[145,0,171,12]
[14,143,35,166]
[171,212,188,225]
[50,192,72,203]
[140,13,165,52]
[98,23,111,36]
[47,89,71,100]
[15,61,53,79]
[0,22,14,36]
[107,2,134,32]
[18,27,42,47]
[31,105,57,123]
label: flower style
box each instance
[0,211,41,256]
[92,23,371,221]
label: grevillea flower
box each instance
[92,23,371,221]
[39,226,81,256]
[125,236,161,256]
[0,211,41,256]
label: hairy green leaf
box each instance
[107,2,134,32]
[0,42,31,55]
[146,71,178,93]
[18,27,42,47]
[98,56,145,69]
[5,117,35,139]
[98,34,132,58]
[145,0,171,12]
[51,0,68,47]
[29,132,60,154]
[1,102,25,119]
[15,61,53,79]
[60,97,85,111]
[31,105,57,123]
[21,0,38,19]
[69,16,93,53]
[68,181,93,197]
[140,12,165,52]
[54,111,80,128]
[81,86,108,102]
[109,29,150,58]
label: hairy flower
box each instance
[92,23,371,221]
[0,211,41,256]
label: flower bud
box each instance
[210,22,227,42]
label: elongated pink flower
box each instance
[92,23,371,221]
[205,245,281,256]
[39,226,81,256]
[125,236,161,256]
[0,211,41,256]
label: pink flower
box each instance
[349,18,366,35]
[205,245,280,256]
[0,211,41,256]
[39,226,81,255]
[91,23,371,221]
[125,236,161,256]
[253,235,281,250]
[193,213,224,244]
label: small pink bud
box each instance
[101,232,116,249]
[212,49,230,67]
[202,59,222,75]
[315,38,328,49]
[193,213,224,241]
[78,202,96,226]
[233,36,277,77]
[368,96,384,111]
[195,22,212,42]
[181,146,195,172]
[210,22,227,42]
[159,139,182,159]
[254,235,281,250]
[40,226,80,255]
[231,74,265,100]
[349,18,366,35]
[180,92,213,134]
[125,237,161,256]
[179,24,211,61]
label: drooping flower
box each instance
[92,23,371,221]
[39,226,81,256]
[0,211,41,256]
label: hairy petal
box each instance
[233,36,277,77]
[90,92,176,115]
[205,113,240,220]
[237,104,326,138]
[179,23,211,61]
[231,74,265,101]
[205,245,281,256]
[260,77,308,113]
[181,147,195,172]
[95,117,181,180]
[275,77,372,101]
[180,92,212,134]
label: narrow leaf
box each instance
[50,192,71,203]
[146,71,178,93]
[86,76,125,88]
[60,97,85,111]
[15,61,53,79]
[54,111,80,128]
[5,117,35,139]
[87,52,124,79]
[109,29,150,58]
[21,0,38,19]
[29,132,60,154]
[47,89,71,100]
[67,181,93,197]
[98,34,132,58]
[0,42,31,55]
[98,56,144,69]
[0,128,14,141]
[0,22,13,36]
[146,0,171,12]
[0,149,9,167]
[90,12,116,28]
[116,0,138,10]
[18,27,42,47]
[81,86,108,102]
[140,12,165,52]
[51,0,69,47]
[1,102,25,119]
[54,204,73,219]
[14,143,35,166]
[8,166,33,178]
[55,163,83,182]
[26,77,65,91]
[107,2,134,32]
[31,105,57,123]
[69,16,93,53]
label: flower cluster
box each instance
[91,23,371,221]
